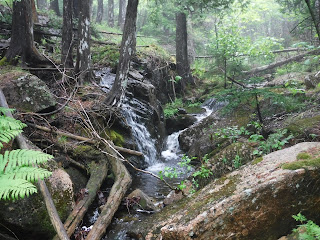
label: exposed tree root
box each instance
[52,161,108,240]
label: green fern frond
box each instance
[0,149,54,174]
[0,129,23,149]
[0,107,15,115]
[0,115,26,130]
[5,166,52,182]
[0,177,37,200]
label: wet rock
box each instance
[304,74,320,89]
[265,72,305,87]
[166,114,197,135]
[0,167,74,240]
[179,110,250,157]
[129,142,320,240]
[0,72,56,113]
[127,189,158,211]
[129,69,144,80]
[163,181,192,205]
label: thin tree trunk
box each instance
[305,0,320,43]
[75,0,93,85]
[5,0,46,66]
[118,0,125,29]
[36,0,47,10]
[105,0,139,106]
[61,0,74,68]
[0,90,70,240]
[49,0,60,16]
[96,0,103,23]
[31,0,38,23]
[176,11,194,92]
[107,0,114,27]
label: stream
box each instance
[87,69,221,239]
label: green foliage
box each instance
[232,155,242,168]
[0,108,53,200]
[251,129,293,156]
[163,98,183,118]
[292,213,320,240]
[92,45,120,67]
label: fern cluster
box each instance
[0,107,53,200]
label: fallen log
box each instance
[242,49,320,75]
[85,142,132,240]
[0,90,70,240]
[52,161,108,240]
[26,123,143,156]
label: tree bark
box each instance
[36,0,47,10]
[105,0,139,106]
[73,0,79,18]
[31,0,38,23]
[61,0,74,68]
[52,161,108,240]
[49,0,60,16]
[75,0,93,85]
[96,0,103,23]
[305,0,320,43]
[176,11,194,92]
[0,90,70,240]
[118,0,126,29]
[107,0,114,27]
[5,0,46,66]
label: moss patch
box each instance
[282,158,320,170]
[297,152,311,160]
[286,115,320,136]
[105,129,124,147]
[252,157,263,165]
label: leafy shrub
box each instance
[292,213,320,240]
[163,98,183,118]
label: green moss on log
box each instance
[282,158,320,170]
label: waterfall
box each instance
[122,99,158,166]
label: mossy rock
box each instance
[72,145,106,162]
[286,115,320,140]
[104,129,124,147]
[0,168,74,240]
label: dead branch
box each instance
[26,123,143,156]
[242,49,320,75]
[0,90,70,240]
[52,161,108,240]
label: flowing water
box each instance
[89,69,223,239]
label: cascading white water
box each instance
[122,99,158,166]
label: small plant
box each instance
[292,213,320,239]
[0,107,53,200]
[232,155,242,169]
[163,98,183,118]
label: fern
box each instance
[0,107,53,200]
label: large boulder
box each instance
[129,142,320,240]
[166,114,197,135]
[0,72,56,112]
[0,167,74,240]
[179,110,250,157]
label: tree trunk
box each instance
[118,0,126,29]
[107,0,114,27]
[31,0,38,23]
[73,0,79,18]
[61,0,74,68]
[104,0,139,106]
[5,0,46,66]
[49,0,60,16]
[36,0,47,10]
[75,0,93,85]
[176,11,194,92]
[96,0,103,23]
[305,0,320,43]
